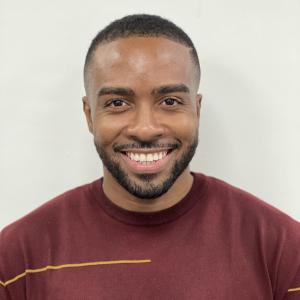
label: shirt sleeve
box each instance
[275,217,300,300]
[283,268,300,299]
[0,234,11,300]
[0,285,11,300]
[0,227,26,300]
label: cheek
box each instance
[93,117,125,147]
[170,116,199,141]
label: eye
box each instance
[104,99,129,109]
[103,98,130,112]
[109,99,127,107]
[161,97,181,106]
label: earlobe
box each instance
[82,96,93,134]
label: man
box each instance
[0,14,299,299]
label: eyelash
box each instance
[161,97,181,106]
[104,97,182,110]
[104,99,128,108]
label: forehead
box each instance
[86,37,197,93]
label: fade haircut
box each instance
[84,14,200,89]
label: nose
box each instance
[125,105,165,141]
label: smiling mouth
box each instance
[123,150,173,165]
[118,148,175,173]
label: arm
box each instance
[0,227,26,300]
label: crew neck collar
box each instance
[90,173,208,226]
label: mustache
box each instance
[113,141,181,152]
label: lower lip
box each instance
[121,152,173,173]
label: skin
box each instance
[83,37,202,212]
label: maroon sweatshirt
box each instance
[0,173,299,299]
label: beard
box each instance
[94,135,198,199]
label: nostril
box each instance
[125,123,166,141]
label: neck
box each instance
[102,169,194,213]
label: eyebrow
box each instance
[151,84,190,96]
[97,87,135,97]
[97,83,190,98]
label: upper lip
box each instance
[114,141,180,153]
[121,148,173,154]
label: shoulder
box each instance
[199,173,299,225]
[0,180,101,291]
[193,173,300,244]
[194,173,300,297]
[0,180,100,249]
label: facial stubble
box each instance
[94,134,198,199]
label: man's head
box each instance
[84,14,201,91]
[83,14,202,200]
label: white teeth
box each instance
[146,154,154,162]
[126,151,169,162]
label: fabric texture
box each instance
[0,173,299,299]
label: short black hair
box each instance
[84,14,200,87]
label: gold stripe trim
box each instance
[288,287,300,292]
[0,259,151,287]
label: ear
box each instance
[196,94,202,119]
[82,96,93,134]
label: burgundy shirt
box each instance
[1,173,300,299]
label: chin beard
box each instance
[94,136,198,199]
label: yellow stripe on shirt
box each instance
[0,259,151,287]
[288,286,300,292]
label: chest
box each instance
[20,226,273,300]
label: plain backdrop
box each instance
[0,0,299,229]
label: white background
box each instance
[0,0,299,229]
